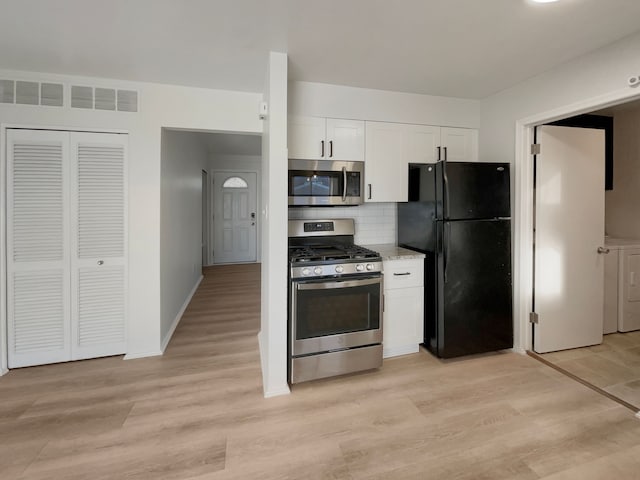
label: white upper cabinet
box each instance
[440,127,478,162]
[365,122,407,202]
[405,124,440,163]
[288,115,364,161]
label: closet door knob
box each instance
[97,260,104,265]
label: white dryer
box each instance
[605,237,640,333]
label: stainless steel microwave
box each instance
[288,159,364,206]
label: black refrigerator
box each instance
[398,162,513,359]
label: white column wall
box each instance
[259,52,290,398]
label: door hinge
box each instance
[531,144,541,155]
[529,312,539,324]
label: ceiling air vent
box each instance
[16,81,39,105]
[117,90,138,112]
[71,86,94,109]
[0,80,15,103]
[95,87,116,111]
[40,83,63,107]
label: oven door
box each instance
[288,159,364,206]
[291,275,383,356]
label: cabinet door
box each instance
[440,127,478,162]
[326,118,365,161]
[288,116,326,160]
[7,129,72,368]
[364,121,407,202]
[70,132,127,360]
[383,286,423,358]
[406,124,440,164]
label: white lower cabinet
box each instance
[382,258,424,358]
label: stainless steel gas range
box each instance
[288,219,383,384]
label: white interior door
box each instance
[202,170,209,266]
[213,171,257,264]
[7,129,71,368]
[70,132,127,360]
[533,125,605,353]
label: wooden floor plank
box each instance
[2,263,640,479]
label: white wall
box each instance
[480,32,640,163]
[209,153,263,262]
[259,52,290,398]
[288,203,396,245]
[479,31,640,353]
[160,129,208,349]
[0,68,263,371]
[289,81,480,127]
[605,106,640,238]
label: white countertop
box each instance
[364,244,426,261]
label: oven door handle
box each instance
[296,277,381,290]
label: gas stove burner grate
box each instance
[289,244,380,264]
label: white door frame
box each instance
[0,124,128,375]
[210,168,261,264]
[514,90,640,354]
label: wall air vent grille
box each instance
[117,90,138,112]
[16,81,39,105]
[0,79,15,103]
[95,88,116,111]
[40,83,64,107]
[71,86,93,109]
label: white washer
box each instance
[605,237,640,333]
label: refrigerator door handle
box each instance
[442,159,450,219]
[444,222,451,283]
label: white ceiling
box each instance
[2,0,640,99]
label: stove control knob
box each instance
[366,263,375,271]
[302,268,311,276]
[314,267,323,275]
[335,265,344,274]
[356,264,365,272]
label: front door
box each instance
[533,125,605,353]
[212,171,257,264]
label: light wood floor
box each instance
[541,331,640,409]
[2,264,640,479]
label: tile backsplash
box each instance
[288,203,397,245]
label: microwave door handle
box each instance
[342,166,347,202]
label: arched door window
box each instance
[222,176,248,188]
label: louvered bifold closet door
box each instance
[7,130,71,368]
[70,132,127,360]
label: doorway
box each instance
[527,100,640,410]
[212,171,258,264]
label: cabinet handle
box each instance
[368,184,372,200]
[329,140,333,158]
[393,272,411,276]
[97,260,104,266]
[321,140,325,158]
[437,146,441,161]
[444,146,448,161]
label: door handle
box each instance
[597,247,610,254]
[437,146,441,161]
[329,140,333,158]
[97,260,104,266]
[368,184,372,200]
[443,146,448,161]
[321,140,325,158]
[342,166,347,202]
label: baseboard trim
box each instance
[383,344,419,358]
[264,385,291,398]
[161,275,203,353]
[0,368,8,376]
[123,350,163,360]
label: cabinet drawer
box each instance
[384,259,423,289]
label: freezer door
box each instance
[436,162,510,220]
[437,219,512,358]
